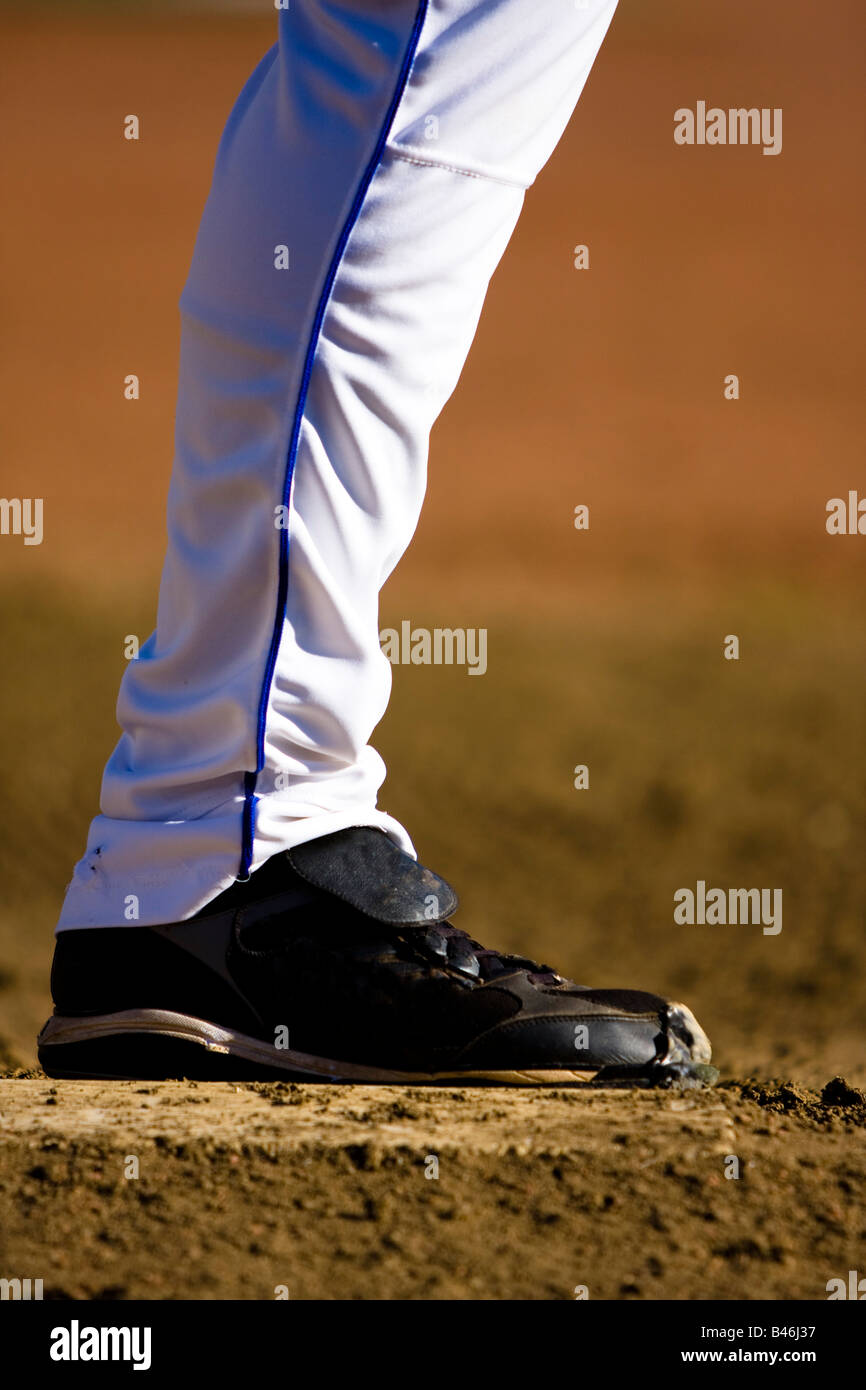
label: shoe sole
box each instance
[37,1009,717,1088]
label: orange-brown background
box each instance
[1,0,864,1083]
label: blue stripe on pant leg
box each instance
[239,0,430,879]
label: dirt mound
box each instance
[732,1078,866,1128]
[1,1077,863,1300]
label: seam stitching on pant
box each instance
[239,0,430,881]
[388,146,528,189]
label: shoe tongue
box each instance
[286,827,458,924]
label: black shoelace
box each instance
[408,922,564,987]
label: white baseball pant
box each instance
[58,0,618,930]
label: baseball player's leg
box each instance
[42,1,715,1085]
[58,0,619,931]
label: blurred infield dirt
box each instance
[0,1,864,1300]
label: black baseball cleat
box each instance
[39,827,716,1087]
